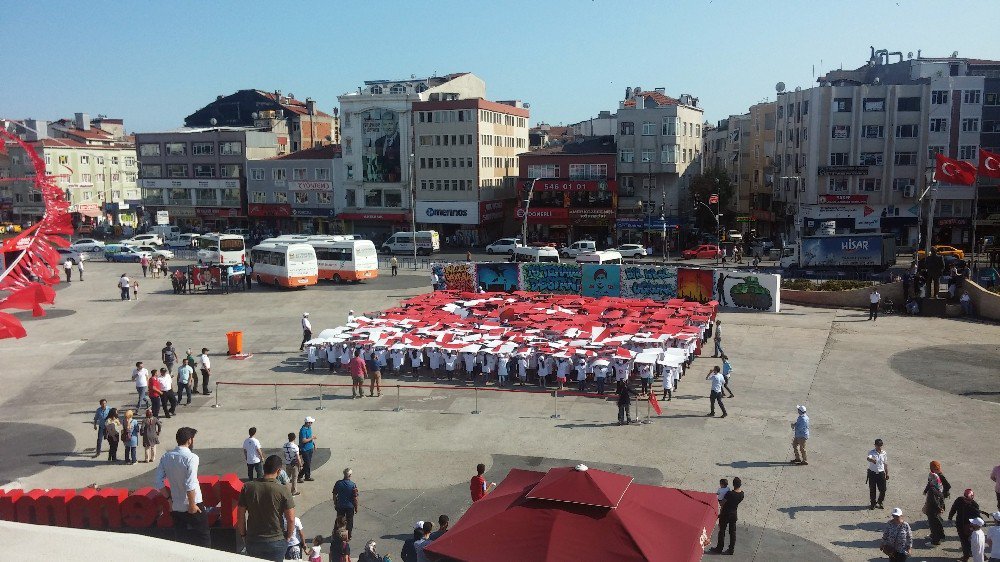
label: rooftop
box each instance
[525,135,616,156]
[621,90,680,108]
[267,144,341,160]
[257,90,332,118]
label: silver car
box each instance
[615,244,648,258]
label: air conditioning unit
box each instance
[903,185,915,198]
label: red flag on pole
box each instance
[648,393,662,415]
[934,153,977,186]
[708,194,719,204]
[979,148,1000,179]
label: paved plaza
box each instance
[1,259,998,561]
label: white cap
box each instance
[992,511,1000,522]
[970,517,985,526]
[414,521,424,530]
[890,507,902,517]
[304,416,315,423]
[796,405,806,413]
[303,312,309,317]
[350,310,355,313]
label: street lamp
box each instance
[409,153,417,269]
[521,177,540,249]
[660,214,667,264]
[695,200,722,265]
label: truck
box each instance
[779,234,896,271]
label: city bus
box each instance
[249,242,318,288]
[311,239,379,283]
[196,233,246,265]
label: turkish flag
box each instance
[979,148,1000,179]
[708,194,719,204]
[648,393,663,415]
[934,153,977,186]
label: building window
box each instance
[984,92,999,106]
[527,164,557,178]
[251,192,266,203]
[250,168,264,180]
[370,86,383,94]
[317,192,331,204]
[892,178,913,192]
[194,164,216,178]
[275,192,288,203]
[776,130,783,143]
[641,149,653,162]
[641,122,656,135]
[140,164,161,178]
[859,178,882,192]
[620,175,635,196]
[315,168,329,180]
[661,117,678,136]
[272,168,286,181]
[961,118,980,132]
[893,152,917,166]
[167,164,187,178]
[619,149,634,163]
[81,174,92,183]
[165,142,186,156]
[832,125,850,139]
[963,90,982,104]
[828,177,849,192]
[829,153,850,166]
[895,124,919,138]
[661,145,678,164]
[928,145,945,159]
[896,97,921,111]
[418,135,433,146]
[959,145,978,159]
[931,90,949,104]
[384,190,402,207]
[292,168,307,180]
[863,98,885,112]
[859,152,883,166]
[219,142,242,155]
[192,142,214,155]
[295,192,309,204]
[80,155,90,164]
[861,125,884,138]
[929,118,948,133]
[834,98,852,112]
[139,143,160,157]
[221,164,241,178]
[389,84,406,94]
[619,122,635,135]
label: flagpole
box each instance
[971,179,980,270]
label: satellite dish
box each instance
[524,102,530,109]
[952,51,959,58]
[209,118,217,126]
[794,86,802,92]
[775,82,786,93]
[907,51,914,59]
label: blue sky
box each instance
[3,0,999,134]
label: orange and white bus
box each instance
[249,243,318,288]
[311,239,379,283]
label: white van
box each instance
[381,230,440,255]
[513,246,560,263]
[560,240,597,258]
[151,225,180,241]
[575,250,623,264]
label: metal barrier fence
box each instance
[210,380,658,422]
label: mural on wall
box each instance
[520,263,581,294]
[360,108,401,183]
[714,269,781,312]
[620,265,676,300]
[581,264,621,297]
[442,263,476,292]
[677,268,715,303]
[476,263,519,292]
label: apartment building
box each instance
[245,144,343,234]
[615,88,704,246]
[412,98,528,245]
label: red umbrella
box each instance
[424,465,718,562]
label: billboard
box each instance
[476,263,519,292]
[677,268,714,303]
[714,269,781,312]
[800,235,883,267]
[361,108,401,183]
[520,263,581,293]
[581,264,621,297]
[620,265,676,300]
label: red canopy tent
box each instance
[424,465,718,562]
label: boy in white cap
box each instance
[300,313,312,351]
[969,517,985,562]
[985,512,1000,561]
[790,405,809,465]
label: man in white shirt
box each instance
[706,366,727,418]
[969,517,986,562]
[132,361,150,409]
[198,348,212,395]
[347,310,356,324]
[869,289,881,321]
[177,359,194,405]
[63,259,73,283]
[867,438,889,510]
[985,512,1000,561]
[299,313,312,351]
[118,273,131,301]
[155,427,209,547]
[283,432,302,496]
[243,427,264,481]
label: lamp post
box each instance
[695,200,721,265]
[409,153,417,269]
[521,177,541,249]
[661,214,667,264]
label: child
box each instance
[307,535,323,562]
[132,278,139,300]
[306,345,317,372]
[716,478,730,504]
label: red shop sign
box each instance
[338,212,409,222]
[196,207,239,218]
[480,199,505,223]
[522,179,617,193]
[818,194,868,204]
[248,203,293,217]
[515,207,569,222]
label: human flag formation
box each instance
[708,194,719,204]
[933,151,1000,185]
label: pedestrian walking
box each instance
[140,254,150,277]
[283,514,306,560]
[712,477,743,555]
[243,427,264,481]
[869,288,881,321]
[616,379,635,425]
[131,278,139,300]
[991,463,1000,511]
[149,369,164,418]
[132,361,151,409]
[177,358,193,405]
[390,256,398,276]
[300,313,312,351]
[880,508,912,562]
[721,354,735,397]
[790,405,809,465]
[92,399,110,458]
[298,417,316,483]
[237,454,296,561]
[104,408,122,462]
[306,345,317,372]
[122,409,140,465]
[712,320,723,357]
[77,259,84,281]
[950,489,987,561]
[970,517,986,562]
[349,350,367,398]
[706,366,727,418]
[283,433,302,496]
[185,348,199,394]
[368,352,382,397]
[199,347,212,395]
[161,341,177,374]
[156,427,210,547]
[470,463,495,502]
[141,409,162,463]
[63,258,73,283]
[155,368,177,418]
[414,521,434,562]
[347,310,356,324]
[867,439,889,510]
[985,512,1000,561]
[333,468,359,541]
[118,273,131,300]
[923,461,949,545]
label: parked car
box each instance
[69,238,106,252]
[681,244,723,260]
[165,233,201,249]
[123,233,163,246]
[485,238,522,255]
[727,229,744,242]
[136,245,174,260]
[560,240,597,258]
[106,246,152,263]
[615,244,648,258]
[56,248,87,264]
[916,245,965,260]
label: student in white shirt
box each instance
[199,348,212,395]
[132,361,150,409]
[306,345,317,372]
[243,427,263,480]
[283,515,305,559]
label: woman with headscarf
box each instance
[141,408,162,463]
[923,460,948,545]
[358,540,380,562]
[104,408,122,463]
[121,409,140,465]
[949,488,988,561]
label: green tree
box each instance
[689,168,735,233]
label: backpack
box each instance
[163,348,176,363]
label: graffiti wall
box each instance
[476,262,519,292]
[676,268,715,303]
[432,263,476,292]
[520,263,581,294]
[620,265,676,300]
[360,108,401,183]
[714,269,781,312]
[581,264,621,297]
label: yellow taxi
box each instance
[916,245,965,260]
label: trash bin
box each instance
[226,331,243,355]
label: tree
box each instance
[689,168,735,233]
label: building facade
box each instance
[245,145,343,235]
[413,98,529,245]
[517,136,617,246]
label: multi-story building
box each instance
[570,111,617,137]
[774,49,988,248]
[745,102,778,238]
[517,136,617,245]
[614,88,704,247]
[1,114,139,227]
[412,98,528,245]
[245,144,343,235]
[135,127,278,231]
[965,59,1000,245]
[184,89,339,154]
[336,72,486,241]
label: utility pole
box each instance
[521,178,540,247]
[409,153,417,269]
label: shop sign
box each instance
[735,215,751,223]
[479,200,505,223]
[169,207,197,218]
[337,212,409,222]
[817,166,870,176]
[415,201,479,225]
[616,218,644,229]
[935,217,970,227]
[818,194,869,204]
[248,204,292,217]
[515,207,569,222]
[196,207,239,218]
[289,181,332,192]
[568,208,614,222]
[291,207,337,218]
[140,179,240,190]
